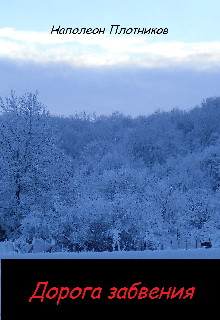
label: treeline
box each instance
[0,91,220,251]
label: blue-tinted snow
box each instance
[1,248,220,259]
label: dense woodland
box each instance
[0,91,220,252]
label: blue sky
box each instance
[0,0,220,117]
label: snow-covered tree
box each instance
[0,91,74,240]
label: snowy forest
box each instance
[0,91,220,252]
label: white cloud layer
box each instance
[0,28,220,70]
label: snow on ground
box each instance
[1,247,220,259]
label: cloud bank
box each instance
[1,28,220,70]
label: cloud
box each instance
[0,28,220,70]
